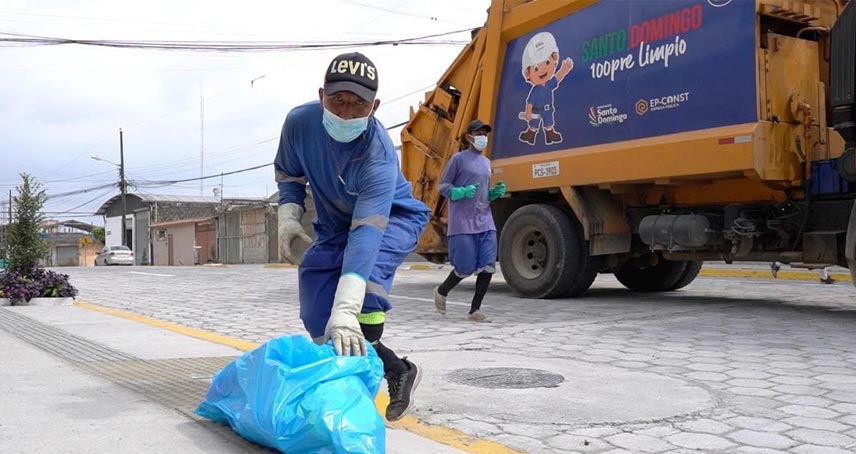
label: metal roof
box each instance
[150,217,215,228]
[41,219,99,233]
[136,194,222,204]
[95,193,222,215]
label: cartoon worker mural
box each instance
[519,31,574,146]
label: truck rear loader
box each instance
[401,0,856,297]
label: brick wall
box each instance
[153,202,219,224]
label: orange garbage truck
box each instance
[401,0,856,298]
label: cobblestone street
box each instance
[63,265,856,454]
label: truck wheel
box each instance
[668,261,703,290]
[614,257,688,292]
[563,255,601,298]
[499,204,588,299]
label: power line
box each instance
[381,83,434,106]
[126,115,414,186]
[45,182,116,200]
[127,136,278,176]
[335,0,474,26]
[42,211,104,215]
[53,187,116,214]
[0,28,472,52]
[0,10,271,36]
[130,162,272,185]
[123,82,251,129]
[384,120,408,130]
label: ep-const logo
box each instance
[707,0,733,6]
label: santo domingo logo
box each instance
[589,104,628,127]
[588,107,600,126]
[635,99,649,116]
[708,0,733,6]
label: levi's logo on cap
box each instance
[329,57,376,81]
[324,52,379,101]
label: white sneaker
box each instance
[433,287,446,315]
[467,311,491,323]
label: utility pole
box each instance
[119,129,128,247]
[7,190,11,224]
[200,83,205,196]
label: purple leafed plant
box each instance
[0,267,78,304]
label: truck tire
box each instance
[499,204,589,299]
[667,261,703,291]
[562,255,601,298]
[614,257,688,292]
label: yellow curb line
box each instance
[263,263,298,269]
[74,302,259,351]
[73,300,520,454]
[700,268,852,282]
[374,393,519,454]
[405,264,437,271]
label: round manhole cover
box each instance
[446,367,565,389]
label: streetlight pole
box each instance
[92,133,127,248]
[119,129,127,247]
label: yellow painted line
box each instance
[73,301,259,351]
[74,300,519,454]
[700,268,852,282]
[374,393,520,453]
[405,264,437,271]
[263,263,298,269]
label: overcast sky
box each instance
[0,0,489,225]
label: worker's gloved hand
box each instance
[450,183,479,201]
[325,273,367,356]
[489,181,506,201]
[278,203,312,264]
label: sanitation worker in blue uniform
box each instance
[274,52,430,421]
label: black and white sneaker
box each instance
[385,357,422,421]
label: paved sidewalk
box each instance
[0,305,469,454]
[43,263,856,453]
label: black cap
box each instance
[466,119,492,134]
[324,52,379,102]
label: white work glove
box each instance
[324,273,367,356]
[278,203,312,264]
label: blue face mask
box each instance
[322,108,369,143]
[471,135,488,151]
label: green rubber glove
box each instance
[489,181,507,201]
[450,183,479,201]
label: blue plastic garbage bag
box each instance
[196,335,386,454]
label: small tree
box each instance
[6,174,47,273]
[92,226,105,243]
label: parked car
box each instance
[95,246,134,266]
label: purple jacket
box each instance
[438,148,496,236]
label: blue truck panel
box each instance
[493,0,757,160]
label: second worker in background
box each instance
[433,120,506,322]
